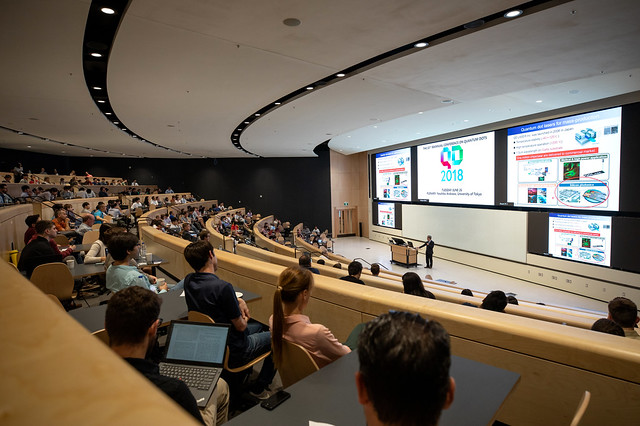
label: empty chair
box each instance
[82,230,100,245]
[53,234,70,246]
[279,339,319,388]
[30,262,75,303]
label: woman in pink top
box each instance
[271,266,350,369]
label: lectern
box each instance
[390,243,418,267]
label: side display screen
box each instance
[548,213,612,267]
[375,148,411,201]
[507,107,621,211]
[377,202,395,228]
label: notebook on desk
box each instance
[159,320,230,408]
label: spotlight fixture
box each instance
[101,7,115,14]
[97,100,105,103]
[274,102,281,105]
[306,86,314,90]
[504,9,523,18]
[414,42,428,48]
[105,112,112,115]
[336,73,345,77]
[93,86,102,90]
[91,52,103,57]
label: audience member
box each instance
[105,232,167,293]
[298,254,319,275]
[608,297,640,340]
[271,266,350,369]
[199,230,210,241]
[340,261,365,285]
[333,262,342,269]
[80,201,92,214]
[402,272,436,299]
[182,241,275,398]
[93,202,107,224]
[370,263,380,277]
[84,224,111,264]
[356,312,455,426]
[105,286,229,425]
[76,214,95,236]
[461,289,473,297]
[18,220,64,278]
[0,184,14,205]
[591,318,625,337]
[480,290,508,312]
[316,259,325,266]
[23,214,40,244]
[507,295,519,305]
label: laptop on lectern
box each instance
[159,320,230,408]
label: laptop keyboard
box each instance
[160,365,219,390]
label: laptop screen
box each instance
[164,321,229,366]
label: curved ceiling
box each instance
[0,0,639,158]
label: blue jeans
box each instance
[237,321,276,391]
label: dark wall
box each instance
[0,148,332,231]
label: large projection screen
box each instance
[402,204,527,263]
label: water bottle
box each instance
[140,241,146,260]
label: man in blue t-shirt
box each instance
[183,241,275,399]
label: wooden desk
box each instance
[228,350,519,426]
[69,286,261,333]
[390,243,418,267]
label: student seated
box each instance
[356,312,455,426]
[340,261,365,285]
[106,232,167,293]
[608,297,640,340]
[480,290,508,312]
[271,266,350,369]
[182,241,275,398]
[591,318,624,336]
[298,254,319,275]
[402,272,436,299]
[105,287,229,425]
[370,263,380,276]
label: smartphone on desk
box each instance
[260,390,291,411]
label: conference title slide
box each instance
[417,132,495,205]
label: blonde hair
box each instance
[272,266,314,367]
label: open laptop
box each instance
[159,320,230,408]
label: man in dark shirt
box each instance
[18,220,63,278]
[340,261,365,285]
[418,235,435,268]
[105,286,229,425]
[183,240,275,399]
[298,254,319,274]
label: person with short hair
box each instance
[105,286,229,425]
[105,232,167,293]
[198,230,210,241]
[480,290,508,312]
[24,214,40,244]
[20,185,32,199]
[18,220,65,278]
[370,263,380,277]
[507,295,519,305]
[608,297,640,340]
[356,312,455,426]
[0,183,14,205]
[298,254,319,274]
[461,288,474,297]
[76,214,94,236]
[182,240,275,398]
[271,266,350,369]
[402,272,435,299]
[417,235,435,268]
[340,261,364,285]
[80,201,91,214]
[591,318,625,337]
[93,202,106,224]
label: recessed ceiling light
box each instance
[237,128,242,131]
[114,121,119,124]
[244,121,250,124]
[27,145,31,148]
[373,126,378,128]
[97,100,105,103]
[464,119,469,122]
[105,112,112,115]
[441,99,453,104]
[255,113,260,116]
[347,136,351,138]
[61,151,66,153]
[101,7,115,14]
[336,73,345,78]
[91,53,102,58]
[274,102,281,105]
[414,42,428,48]
[93,86,102,90]
[17,131,24,135]
[536,100,543,103]
[418,111,423,114]
[132,135,137,138]
[306,86,314,90]
[504,10,523,18]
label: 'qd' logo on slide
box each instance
[441,145,463,169]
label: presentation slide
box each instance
[377,202,395,228]
[417,132,495,205]
[507,107,621,211]
[548,213,612,267]
[375,148,411,201]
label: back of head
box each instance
[317,259,325,265]
[333,262,342,269]
[184,240,214,271]
[358,312,451,426]
[591,318,625,337]
[608,297,638,328]
[370,263,380,276]
[272,266,314,367]
[25,214,40,228]
[105,286,161,346]
[481,291,508,312]
[106,232,138,261]
[461,288,473,297]
[298,254,312,268]
[348,261,363,277]
[402,272,429,298]
[98,223,112,242]
[507,295,519,305]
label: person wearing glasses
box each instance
[106,232,167,293]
